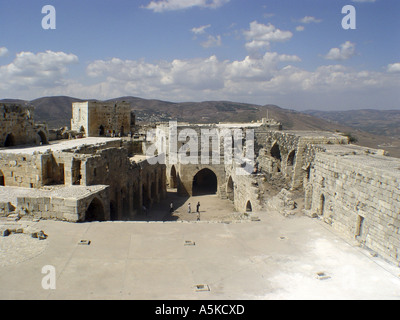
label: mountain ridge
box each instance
[1,95,399,157]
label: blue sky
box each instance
[0,0,399,111]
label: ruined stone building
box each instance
[71,101,135,137]
[0,101,399,266]
[149,119,400,265]
[0,103,48,147]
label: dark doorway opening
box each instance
[4,134,16,147]
[246,200,252,212]
[0,170,4,186]
[192,168,217,196]
[271,143,281,160]
[99,125,105,136]
[227,176,234,202]
[170,165,178,188]
[85,198,105,222]
[37,131,48,145]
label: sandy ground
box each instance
[1,190,400,300]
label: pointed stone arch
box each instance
[246,200,253,212]
[192,168,218,196]
[271,142,281,173]
[85,197,105,222]
[271,142,281,161]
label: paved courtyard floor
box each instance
[1,192,400,300]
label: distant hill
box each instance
[305,109,400,138]
[1,95,399,157]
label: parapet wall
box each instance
[308,145,400,264]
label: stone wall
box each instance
[0,152,44,188]
[16,185,110,222]
[307,144,400,265]
[71,101,134,137]
[0,104,48,147]
[258,130,348,191]
[0,138,166,222]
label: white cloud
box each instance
[324,41,356,61]
[143,0,230,12]
[1,50,398,111]
[81,52,303,101]
[0,47,9,57]
[201,35,222,48]
[296,26,305,32]
[191,24,211,35]
[0,50,78,92]
[244,21,293,51]
[299,16,322,24]
[79,52,400,110]
[387,63,400,73]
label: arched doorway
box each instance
[85,197,105,222]
[287,150,296,176]
[226,176,234,202]
[271,143,281,160]
[271,143,281,172]
[246,200,252,212]
[192,168,218,196]
[37,131,48,145]
[170,165,178,188]
[0,170,4,186]
[4,133,15,147]
[287,150,296,167]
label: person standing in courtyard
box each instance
[188,203,191,213]
[170,202,174,214]
[196,202,200,213]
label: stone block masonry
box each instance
[307,144,400,265]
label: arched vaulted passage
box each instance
[85,197,105,222]
[192,168,218,196]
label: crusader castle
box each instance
[0,101,399,266]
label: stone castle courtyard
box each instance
[1,190,400,300]
[0,101,399,300]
